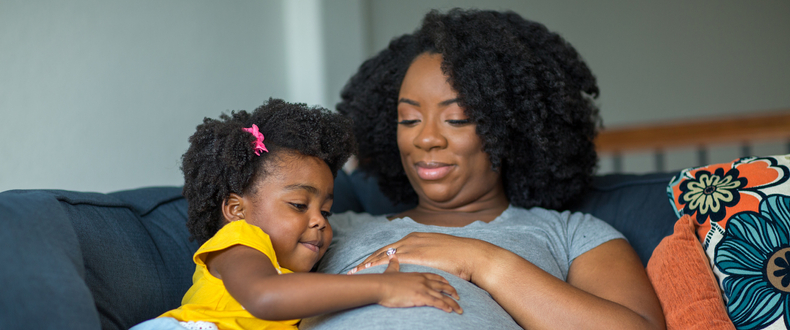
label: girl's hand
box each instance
[372,254,463,314]
[348,232,500,283]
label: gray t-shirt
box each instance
[300,205,624,329]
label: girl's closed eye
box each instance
[289,203,308,211]
[321,211,332,219]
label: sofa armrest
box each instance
[0,190,101,329]
[0,187,198,330]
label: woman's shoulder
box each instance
[505,205,625,260]
[502,205,614,231]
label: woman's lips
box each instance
[415,162,454,180]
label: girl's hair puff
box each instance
[181,98,356,244]
[337,8,600,209]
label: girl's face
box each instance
[397,53,504,209]
[234,151,334,272]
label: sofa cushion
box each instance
[647,215,734,330]
[667,154,790,329]
[68,187,199,330]
[714,195,790,329]
[330,169,365,214]
[331,170,414,215]
[0,187,199,330]
[668,154,790,243]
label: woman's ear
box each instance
[222,193,246,224]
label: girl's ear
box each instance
[222,193,246,224]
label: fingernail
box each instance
[364,262,371,268]
[348,268,357,274]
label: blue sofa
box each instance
[0,170,678,329]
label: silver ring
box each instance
[386,248,397,256]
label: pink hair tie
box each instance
[242,124,268,156]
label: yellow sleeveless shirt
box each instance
[159,220,298,330]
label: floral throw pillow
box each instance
[668,154,790,329]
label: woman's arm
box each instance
[352,233,665,330]
[207,244,462,320]
[481,239,664,330]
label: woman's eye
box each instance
[397,119,419,126]
[321,211,333,219]
[447,119,472,126]
[290,203,308,211]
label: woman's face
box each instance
[397,53,504,209]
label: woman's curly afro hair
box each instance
[338,8,601,210]
[181,98,356,244]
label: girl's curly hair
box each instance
[181,98,356,244]
[338,8,600,210]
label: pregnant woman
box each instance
[302,9,664,330]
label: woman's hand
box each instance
[348,232,500,283]
[373,253,463,314]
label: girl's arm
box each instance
[350,233,665,330]
[206,244,462,321]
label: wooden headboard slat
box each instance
[595,109,790,154]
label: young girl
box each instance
[131,99,461,330]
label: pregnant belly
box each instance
[299,264,522,330]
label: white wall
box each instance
[2,1,789,192]
[321,0,368,109]
[0,0,290,192]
